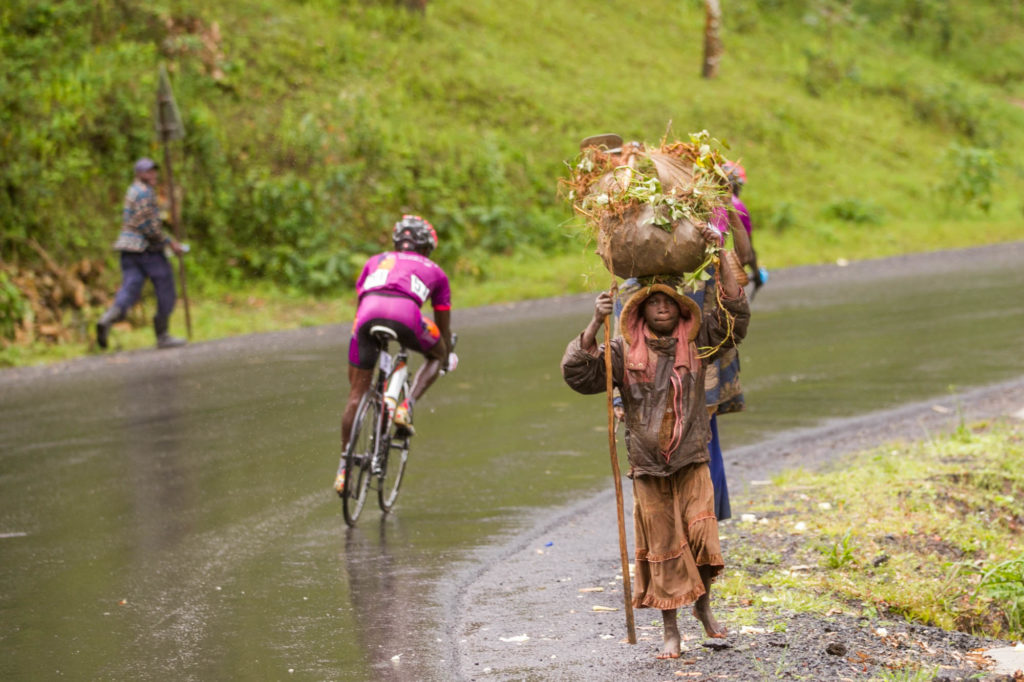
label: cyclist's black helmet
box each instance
[392,214,438,255]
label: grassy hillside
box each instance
[2,0,1023,336]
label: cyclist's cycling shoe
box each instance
[394,400,415,436]
[334,468,346,495]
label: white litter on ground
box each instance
[985,643,1024,675]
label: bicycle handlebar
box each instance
[442,332,458,374]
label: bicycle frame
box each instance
[370,334,410,455]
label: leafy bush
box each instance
[764,201,798,233]
[910,81,995,142]
[0,271,28,341]
[963,555,1024,634]
[823,198,884,224]
[940,145,999,213]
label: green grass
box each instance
[718,419,1024,639]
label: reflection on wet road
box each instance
[1,244,1022,679]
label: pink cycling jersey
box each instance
[356,251,451,310]
[348,251,451,368]
[731,195,752,236]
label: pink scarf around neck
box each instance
[624,314,699,460]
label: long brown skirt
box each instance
[632,462,724,610]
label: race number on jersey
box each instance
[363,267,389,290]
[409,274,430,303]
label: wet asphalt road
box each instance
[1,241,1023,681]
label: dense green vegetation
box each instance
[2,0,1023,355]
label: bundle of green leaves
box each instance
[562,130,734,233]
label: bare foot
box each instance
[657,609,682,659]
[692,601,727,638]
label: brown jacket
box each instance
[561,286,749,477]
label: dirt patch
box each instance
[881,529,972,561]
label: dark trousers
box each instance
[113,251,177,319]
[708,414,732,521]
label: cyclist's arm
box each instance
[431,268,454,356]
[434,307,452,357]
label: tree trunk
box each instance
[702,0,724,79]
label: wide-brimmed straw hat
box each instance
[619,283,701,345]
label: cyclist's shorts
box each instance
[348,293,442,369]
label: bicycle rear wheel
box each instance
[377,425,410,514]
[342,392,379,526]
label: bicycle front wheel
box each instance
[342,392,379,526]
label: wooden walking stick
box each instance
[604,281,637,645]
[156,64,192,338]
[160,141,192,338]
[604,146,638,644]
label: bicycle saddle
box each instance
[369,325,399,341]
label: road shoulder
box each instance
[447,377,1024,680]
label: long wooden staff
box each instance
[161,141,192,338]
[604,280,636,645]
[157,67,192,338]
[604,150,638,644]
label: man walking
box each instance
[96,157,186,350]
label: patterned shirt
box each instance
[356,251,451,310]
[113,180,171,252]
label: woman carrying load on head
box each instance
[561,221,750,657]
[611,167,751,521]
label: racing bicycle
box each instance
[338,326,455,526]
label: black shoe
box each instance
[96,305,123,350]
[96,321,109,349]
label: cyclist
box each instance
[336,215,454,492]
